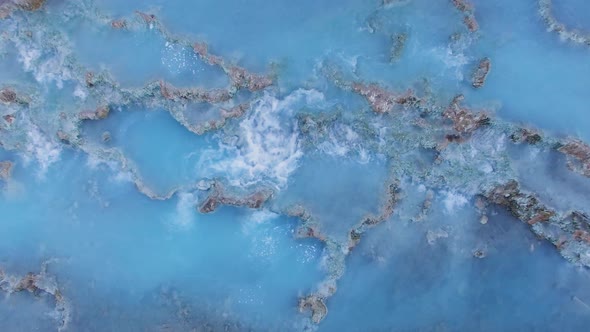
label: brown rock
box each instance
[198,184,273,214]
[220,103,249,121]
[450,0,478,32]
[3,114,15,124]
[78,106,110,121]
[0,88,16,103]
[452,0,473,12]
[352,83,399,114]
[111,19,127,29]
[135,11,156,24]
[15,0,45,11]
[299,295,328,324]
[95,106,109,119]
[558,139,590,177]
[484,180,555,225]
[464,15,479,32]
[193,42,209,58]
[510,128,542,145]
[193,42,224,66]
[228,66,273,91]
[472,58,491,88]
[443,95,490,134]
[14,272,38,293]
[574,230,590,244]
[527,211,555,225]
[199,195,219,214]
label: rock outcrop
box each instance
[472,58,491,88]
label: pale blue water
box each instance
[1,0,590,331]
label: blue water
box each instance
[1,0,590,331]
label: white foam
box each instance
[317,124,372,164]
[14,30,74,88]
[430,46,470,80]
[73,85,87,100]
[242,209,279,235]
[441,191,468,214]
[426,228,449,245]
[170,192,197,229]
[249,209,279,224]
[204,89,324,189]
[23,125,61,178]
[318,132,349,157]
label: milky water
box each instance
[1,0,590,331]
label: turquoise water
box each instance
[1,0,590,331]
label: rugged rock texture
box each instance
[539,0,590,46]
[452,0,472,12]
[0,263,71,331]
[159,81,232,104]
[110,19,127,29]
[298,295,328,324]
[352,82,418,114]
[0,88,17,103]
[463,15,479,32]
[227,66,274,92]
[192,42,273,91]
[14,0,45,11]
[510,128,543,145]
[135,11,157,25]
[390,33,407,62]
[0,0,45,18]
[347,178,402,251]
[484,180,555,225]
[443,95,490,135]
[472,58,491,88]
[78,106,110,121]
[451,0,479,32]
[3,114,15,124]
[483,181,590,267]
[558,140,590,178]
[198,182,273,214]
[297,179,401,324]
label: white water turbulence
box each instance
[203,89,324,189]
[1,0,590,331]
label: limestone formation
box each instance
[450,0,479,32]
[111,19,127,29]
[510,128,543,145]
[443,95,490,135]
[352,82,417,114]
[198,183,273,214]
[557,140,590,178]
[14,0,45,11]
[0,263,71,331]
[539,0,590,46]
[483,181,590,267]
[472,58,491,88]
[159,80,232,104]
[78,105,110,121]
[192,41,273,91]
[390,33,408,62]
[298,295,328,324]
[0,88,17,103]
